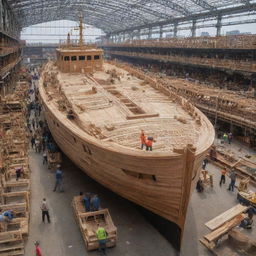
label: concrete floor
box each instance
[25,148,255,256]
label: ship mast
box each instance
[79,15,84,46]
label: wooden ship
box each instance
[38,17,215,249]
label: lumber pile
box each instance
[200,204,251,256]
[0,81,30,256]
[72,196,117,251]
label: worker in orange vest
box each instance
[140,130,146,150]
[146,137,155,151]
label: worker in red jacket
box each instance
[146,137,155,151]
[35,241,42,256]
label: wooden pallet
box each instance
[0,231,24,256]
[72,196,117,251]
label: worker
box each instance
[35,241,42,256]
[240,212,253,229]
[227,169,237,192]
[31,136,35,149]
[32,119,35,130]
[83,193,91,212]
[219,167,227,186]
[202,159,208,170]
[140,130,146,150]
[223,133,228,143]
[53,165,64,192]
[35,138,40,153]
[228,132,233,144]
[41,198,50,223]
[42,151,47,165]
[91,194,100,211]
[196,178,204,193]
[146,137,155,151]
[15,167,23,181]
[96,224,108,256]
[0,210,13,222]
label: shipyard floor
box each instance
[25,144,256,256]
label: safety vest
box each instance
[96,227,107,240]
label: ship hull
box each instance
[39,63,214,250]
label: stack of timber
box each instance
[72,196,117,251]
[200,204,250,256]
[0,81,30,256]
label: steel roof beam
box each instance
[111,2,256,34]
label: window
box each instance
[64,56,70,61]
[79,56,85,61]
[71,56,77,61]
[57,123,59,127]
[87,56,92,60]
[122,169,157,182]
[94,55,100,60]
[83,144,92,155]
[73,137,77,143]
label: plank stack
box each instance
[0,81,30,256]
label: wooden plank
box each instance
[205,204,248,231]
[204,214,245,243]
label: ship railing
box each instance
[58,39,97,48]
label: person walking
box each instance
[53,165,64,192]
[96,224,108,256]
[32,119,35,130]
[41,198,50,223]
[228,169,237,191]
[219,167,227,186]
[42,151,47,165]
[35,138,40,153]
[35,241,42,256]
[31,136,35,149]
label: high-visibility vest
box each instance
[96,227,107,240]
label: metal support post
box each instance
[191,20,196,37]
[159,25,163,39]
[137,29,141,40]
[173,22,178,38]
[216,15,222,37]
[148,27,152,39]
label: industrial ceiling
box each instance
[7,0,256,33]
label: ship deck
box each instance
[43,62,211,152]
